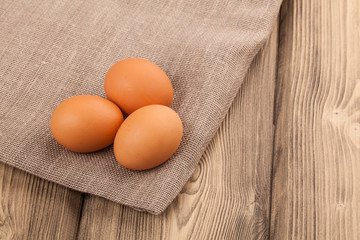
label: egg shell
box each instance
[104,58,173,115]
[50,95,124,153]
[113,105,182,170]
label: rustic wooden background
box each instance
[1,0,359,239]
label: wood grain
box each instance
[270,0,360,239]
[0,163,83,239]
[2,0,360,239]
[77,22,279,240]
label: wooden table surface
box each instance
[1,0,359,239]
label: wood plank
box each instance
[0,163,83,239]
[77,23,278,239]
[270,0,360,239]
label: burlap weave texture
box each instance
[0,0,281,214]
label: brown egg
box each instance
[104,58,174,115]
[113,105,183,170]
[50,95,124,153]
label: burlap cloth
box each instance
[0,0,281,214]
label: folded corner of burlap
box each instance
[0,0,282,214]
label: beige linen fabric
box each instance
[0,0,281,214]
